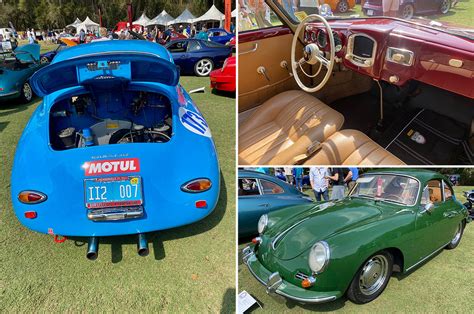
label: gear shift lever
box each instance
[374,79,384,130]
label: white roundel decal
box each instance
[179,107,211,137]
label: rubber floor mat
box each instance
[384,109,470,165]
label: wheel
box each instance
[194,58,214,77]
[400,4,414,19]
[446,221,465,249]
[347,251,393,304]
[337,0,349,13]
[20,82,33,103]
[439,0,451,14]
[40,56,50,64]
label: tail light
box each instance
[181,178,212,193]
[195,200,207,208]
[18,191,47,204]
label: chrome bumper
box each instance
[87,206,144,221]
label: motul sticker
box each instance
[83,158,140,176]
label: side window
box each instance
[168,41,187,53]
[239,178,260,196]
[443,181,453,201]
[425,180,443,204]
[239,0,282,32]
[260,179,284,195]
[187,40,201,52]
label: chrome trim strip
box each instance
[405,241,451,272]
[0,91,20,97]
[271,217,310,250]
[180,177,212,193]
[385,47,414,66]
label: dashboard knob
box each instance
[389,75,399,83]
[392,53,405,63]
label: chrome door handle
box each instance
[258,203,269,207]
[264,31,278,38]
[239,43,258,55]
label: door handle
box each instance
[239,43,258,55]
[258,203,269,207]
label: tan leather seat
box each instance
[304,129,405,165]
[239,90,344,165]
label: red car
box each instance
[158,31,188,45]
[210,56,236,92]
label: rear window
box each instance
[202,40,224,48]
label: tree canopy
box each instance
[0,0,233,30]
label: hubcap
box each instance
[403,6,414,19]
[23,83,32,100]
[359,255,389,295]
[451,223,462,244]
[197,60,212,75]
[339,2,348,12]
[41,57,49,64]
[441,0,449,13]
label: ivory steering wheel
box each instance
[291,14,336,93]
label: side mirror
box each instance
[422,202,434,214]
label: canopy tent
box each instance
[168,8,196,25]
[76,16,99,33]
[147,10,174,26]
[193,5,224,23]
[232,8,237,18]
[133,12,151,26]
[65,18,82,29]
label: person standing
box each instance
[309,167,330,201]
[196,26,209,40]
[344,167,359,192]
[284,167,294,185]
[164,26,173,43]
[79,28,86,44]
[382,0,400,17]
[328,168,345,200]
[28,29,35,44]
[294,167,304,192]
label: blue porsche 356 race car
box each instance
[11,40,220,260]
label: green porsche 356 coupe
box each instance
[243,169,468,304]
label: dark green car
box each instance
[243,169,469,304]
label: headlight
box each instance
[257,214,268,234]
[308,241,330,274]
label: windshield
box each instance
[238,0,474,39]
[350,174,419,206]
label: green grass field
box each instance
[0,43,236,312]
[238,186,474,313]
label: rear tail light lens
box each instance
[18,191,47,204]
[181,178,212,193]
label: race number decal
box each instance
[179,107,211,137]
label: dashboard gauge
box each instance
[317,30,327,48]
[333,31,343,52]
[311,32,317,42]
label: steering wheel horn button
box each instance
[303,44,320,65]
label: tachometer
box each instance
[317,30,327,48]
[333,31,343,52]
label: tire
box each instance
[446,220,465,250]
[347,251,393,304]
[194,58,214,77]
[40,56,50,64]
[439,0,451,14]
[20,82,33,103]
[337,0,349,13]
[400,4,414,19]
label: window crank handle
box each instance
[257,66,270,82]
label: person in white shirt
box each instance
[284,167,294,185]
[309,167,330,201]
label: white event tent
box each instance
[65,18,82,29]
[193,5,224,23]
[133,12,151,26]
[76,16,99,33]
[168,8,196,25]
[147,10,174,26]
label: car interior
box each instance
[238,1,473,165]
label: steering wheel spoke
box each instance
[317,54,330,68]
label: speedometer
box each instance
[317,30,327,48]
[333,31,343,52]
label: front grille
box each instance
[295,271,309,281]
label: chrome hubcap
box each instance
[23,83,32,100]
[403,6,413,18]
[359,255,389,295]
[40,57,49,64]
[451,223,462,244]
[197,60,212,75]
[441,0,449,12]
[339,2,348,12]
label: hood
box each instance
[14,43,40,62]
[30,41,179,97]
[269,198,385,260]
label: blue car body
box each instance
[238,170,313,238]
[207,28,235,45]
[0,43,44,101]
[165,39,231,76]
[11,40,220,237]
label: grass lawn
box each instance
[238,185,474,312]
[0,43,236,312]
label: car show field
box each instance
[238,185,474,312]
[0,42,236,312]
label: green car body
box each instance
[243,169,468,304]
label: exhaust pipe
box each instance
[137,233,149,256]
[86,237,99,260]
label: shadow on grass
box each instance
[211,88,236,99]
[68,170,229,263]
[221,288,237,313]
[0,96,39,119]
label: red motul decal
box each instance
[83,158,140,176]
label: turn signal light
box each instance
[18,191,47,204]
[195,200,207,208]
[24,211,37,219]
[181,178,212,193]
[301,276,316,288]
[251,237,262,244]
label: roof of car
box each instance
[365,168,448,183]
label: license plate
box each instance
[367,10,374,16]
[84,176,143,209]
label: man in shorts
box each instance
[383,0,400,17]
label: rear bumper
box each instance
[242,246,341,304]
[210,70,235,92]
[0,90,20,100]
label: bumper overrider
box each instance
[242,246,340,304]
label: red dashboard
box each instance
[301,18,474,99]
